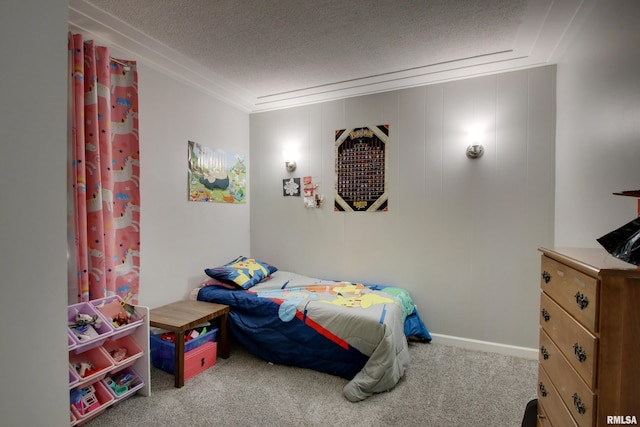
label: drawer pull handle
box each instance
[541,308,550,321]
[574,292,589,309]
[542,271,551,283]
[201,357,205,367]
[573,343,587,362]
[540,346,549,360]
[572,393,586,415]
[538,382,547,397]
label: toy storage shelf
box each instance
[68,297,150,426]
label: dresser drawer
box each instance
[540,292,597,388]
[537,403,552,427]
[541,256,598,332]
[538,365,578,427]
[539,329,595,427]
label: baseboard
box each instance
[429,333,538,360]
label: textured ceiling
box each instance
[68,0,595,112]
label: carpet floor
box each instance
[84,339,537,426]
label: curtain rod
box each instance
[71,34,132,70]
[110,57,131,70]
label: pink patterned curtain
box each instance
[69,33,140,303]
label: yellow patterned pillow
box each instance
[204,256,278,289]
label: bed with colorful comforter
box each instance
[195,257,431,402]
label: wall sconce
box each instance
[282,150,297,172]
[466,127,484,159]
[466,144,484,159]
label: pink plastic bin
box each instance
[91,296,143,338]
[70,380,114,424]
[68,302,115,353]
[103,335,143,373]
[69,346,115,389]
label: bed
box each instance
[194,257,431,402]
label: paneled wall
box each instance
[137,64,251,309]
[62,33,252,310]
[555,0,640,246]
[250,66,555,349]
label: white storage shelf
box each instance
[68,297,150,426]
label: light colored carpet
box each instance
[85,339,537,426]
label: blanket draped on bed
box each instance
[197,276,431,402]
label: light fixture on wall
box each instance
[466,144,484,159]
[466,126,484,159]
[282,150,297,172]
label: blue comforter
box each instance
[197,271,431,401]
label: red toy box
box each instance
[183,341,217,382]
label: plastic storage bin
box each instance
[69,346,115,389]
[70,381,114,424]
[102,335,143,373]
[91,295,144,338]
[69,367,80,389]
[102,366,145,403]
[184,341,217,381]
[68,331,78,351]
[150,327,218,374]
[68,302,115,353]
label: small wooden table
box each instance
[149,300,230,387]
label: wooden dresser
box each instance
[536,247,640,426]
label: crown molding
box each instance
[69,0,593,113]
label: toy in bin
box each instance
[158,325,209,344]
[69,309,103,342]
[70,385,100,416]
[105,371,136,396]
[72,361,100,378]
[109,347,128,363]
[94,297,142,328]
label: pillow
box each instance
[205,256,278,290]
[200,277,237,290]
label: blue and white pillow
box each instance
[205,256,278,290]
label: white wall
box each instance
[250,66,556,350]
[555,0,640,246]
[135,64,251,309]
[0,1,69,425]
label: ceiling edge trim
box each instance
[251,58,552,113]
